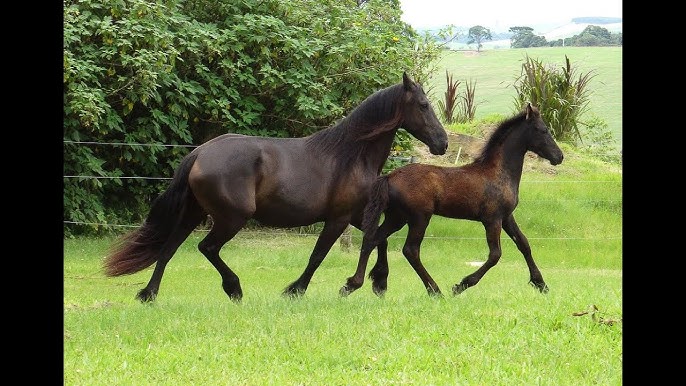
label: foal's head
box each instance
[522,103,564,165]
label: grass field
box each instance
[64,144,622,385]
[425,47,622,150]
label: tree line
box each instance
[446,24,622,51]
[509,25,622,48]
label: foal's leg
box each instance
[502,214,548,293]
[340,217,404,297]
[283,219,350,297]
[402,219,442,296]
[137,203,205,303]
[453,220,502,295]
[198,216,248,302]
[368,238,389,296]
[368,215,407,296]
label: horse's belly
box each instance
[252,189,328,226]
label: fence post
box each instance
[339,224,352,252]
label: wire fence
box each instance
[63,139,622,240]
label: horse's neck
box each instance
[479,141,527,188]
[361,129,397,172]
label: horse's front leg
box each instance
[453,220,502,295]
[502,214,548,293]
[283,219,350,297]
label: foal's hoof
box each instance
[339,285,354,297]
[530,280,549,294]
[136,288,157,303]
[452,283,468,295]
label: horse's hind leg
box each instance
[502,215,548,293]
[368,215,407,296]
[137,202,206,303]
[453,220,502,295]
[198,216,248,302]
[340,216,404,297]
[402,220,442,296]
[284,219,350,297]
[368,238,389,296]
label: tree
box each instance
[467,25,492,52]
[508,26,547,48]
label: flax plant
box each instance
[512,55,595,143]
[437,71,460,124]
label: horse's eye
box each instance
[420,102,429,109]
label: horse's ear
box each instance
[525,102,533,119]
[403,72,414,90]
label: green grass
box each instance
[64,147,622,385]
[427,47,622,149]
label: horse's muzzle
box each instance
[430,140,449,155]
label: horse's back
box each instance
[187,134,352,226]
[386,163,490,220]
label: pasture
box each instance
[64,143,622,384]
[426,47,622,149]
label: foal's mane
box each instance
[305,83,404,164]
[474,110,528,163]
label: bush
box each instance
[63,0,447,236]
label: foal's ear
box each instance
[402,72,415,90]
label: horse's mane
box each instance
[474,110,528,163]
[305,83,404,165]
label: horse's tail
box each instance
[103,153,199,277]
[362,175,390,238]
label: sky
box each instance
[398,0,623,32]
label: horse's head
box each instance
[524,103,564,165]
[400,72,448,155]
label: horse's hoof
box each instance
[136,288,157,303]
[371,286,386,298]
[530,281,549,294]
[282,287,306,298]
[428,289,443,298]
[339,286,353,297]
[452,283,468,295]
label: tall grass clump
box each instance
[458,78,478,123]
[437,71,460,124]
[512,55,595,144]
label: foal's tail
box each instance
[103,153,199,276]
[361,175,390,238]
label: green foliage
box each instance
[64,0,446,235]
[457,78,478,123]
[436,71,460,124]
[511,55,595,143]
[577,115,621,164]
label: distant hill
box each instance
[544,19,622,40]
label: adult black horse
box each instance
[104,72,448,302]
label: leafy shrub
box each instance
[63,0,447,235]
